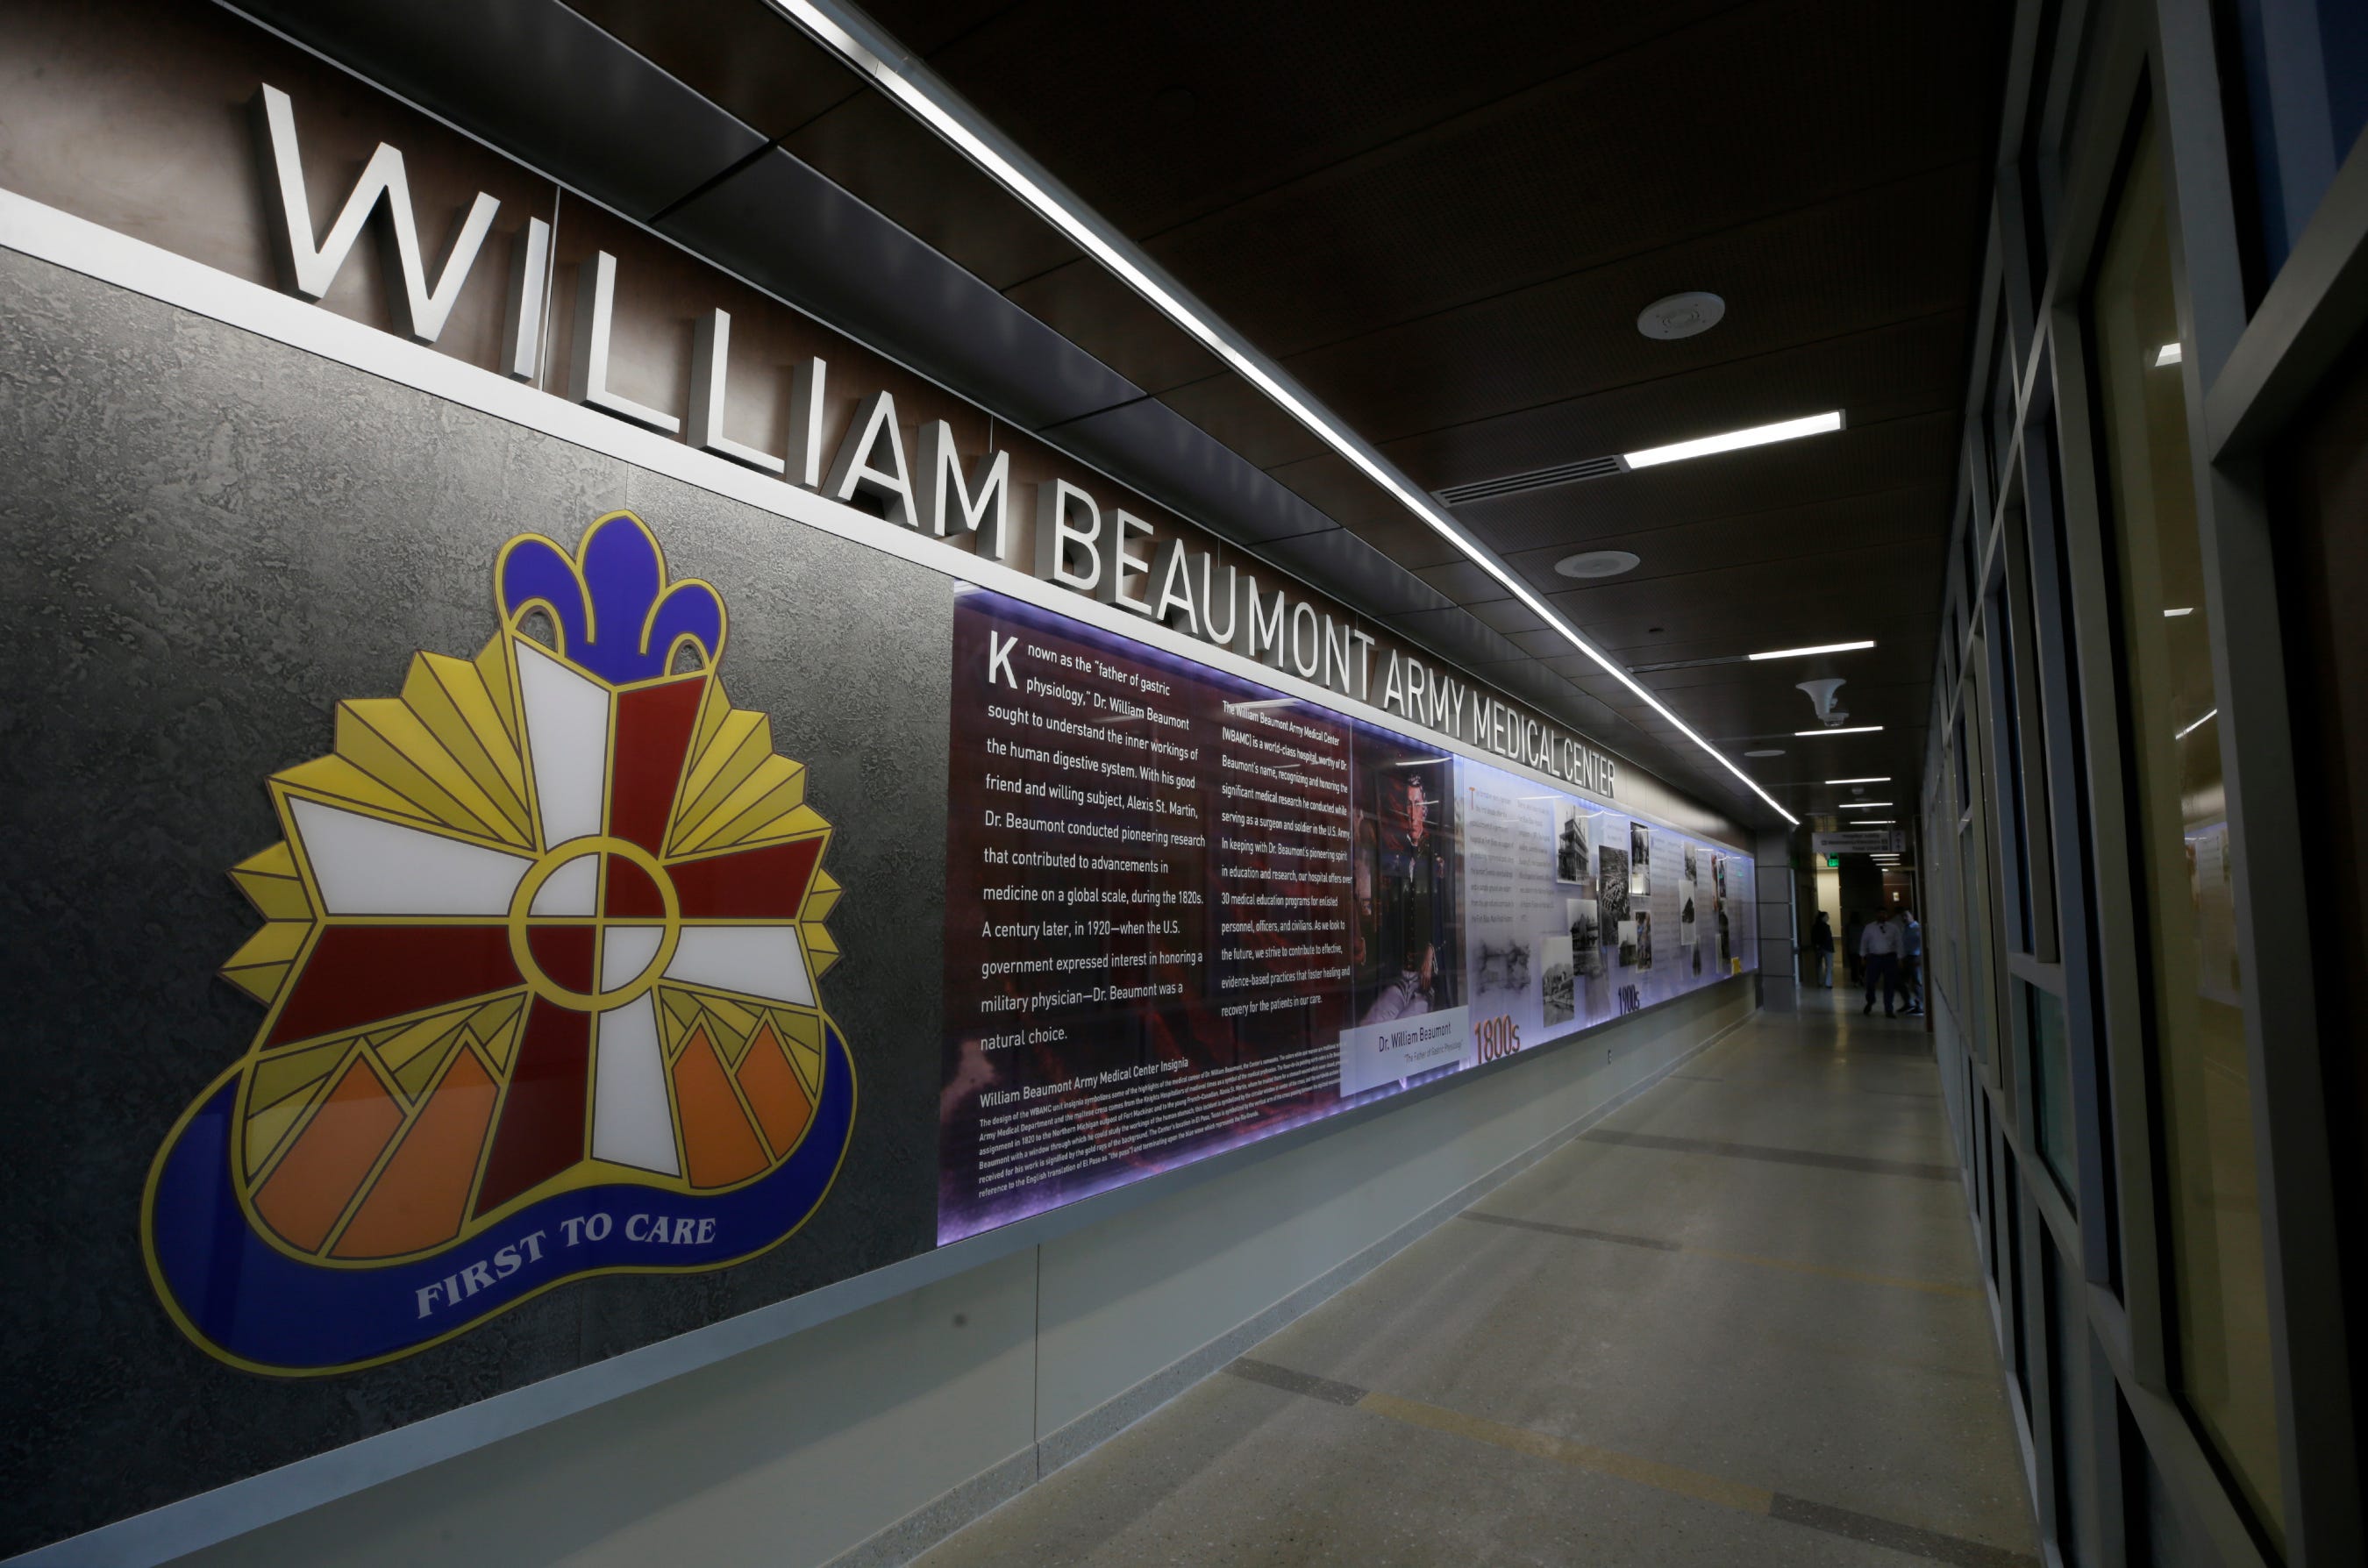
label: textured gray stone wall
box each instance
[0,246,951,1555]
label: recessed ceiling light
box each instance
[1826,776,1890,784]
[1857,820,1899,824]
[1637,291,1726,341]
[1555,549,1642,580]
[1747,639,1875,660]
[1624,411,1844,469]
[1744,748,1786,758]
[2163,606,2193,617]
[1843,801,1894,808]
[2155,342,2183,367]
[1796,725,1883,736]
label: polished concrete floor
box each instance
[914,987,2039,1567]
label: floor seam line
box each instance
[1218,1362,2038,1568]
[1453,1210,1981,1295]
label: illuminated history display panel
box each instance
[938,590,1755,1241]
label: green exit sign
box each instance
[1825,855,1841,868]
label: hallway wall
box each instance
[175,983,1757,1568]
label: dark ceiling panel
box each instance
[1452,410,1964,557]
[1286,177,1981,445]
[859,0,1739,239]
[1120,0,2004,355]
[1050,397,1337,546]
[1385,313,1971,502]
[1262,447,1399,524]
[1003,264,1227,396]
[1255,528,1456,620]
[782,89,1085,289]
[1463,598,1551,637]
[1159,374,1331,470]
[1499,483,1955,596]
[1412,559,1531,606]
[240,0,767,219]
[1544,538,1944,629]
[557,0,860,139]
[1336,511,1480,578]
[1386,607,1527,672]
[659,146,1140,430]
[1587,609,1937,669]
[850,0,1028,57]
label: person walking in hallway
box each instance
[1860,908,1905,1016]
[1901,906,1924,1016]
[1810,910,1836,987]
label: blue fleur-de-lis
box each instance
[496,512,726,683]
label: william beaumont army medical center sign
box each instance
[244,79,1623,800]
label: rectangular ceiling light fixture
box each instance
[1842,801,1894,808]
[1747,638,1875,660]
[1796,726,1884,736]
[1623,411,1845,469]
[772,0,1802,827]
[1826,776,1890,784]
[2155,342,2184,367]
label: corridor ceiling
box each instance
[863,0,2014,826]
[267,0,2013,825]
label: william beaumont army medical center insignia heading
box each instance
[143,513,856,1374]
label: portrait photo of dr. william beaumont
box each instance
[1356,759,1459,1026]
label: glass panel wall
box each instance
[2224,0,2368,285]
[2089,118,2282,1547]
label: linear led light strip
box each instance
[771,0,1800,827]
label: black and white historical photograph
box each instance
[1540,934,1575,1026]
[1567,897,1603,980]
[1553,799,1590,886]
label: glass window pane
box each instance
[2090,118,2282,1546]
[2027,980,2075,1203]
[1990,581,2036,950]
[2227,0,2368,283]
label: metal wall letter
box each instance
[688,310,786,474]
[569,252,681,434]
[1097,510,1156,617]
[498,217,550,382]
[1034,480,1103,592]
[787,357,828,490]
[914,421,1011,560]
[253,83,499,346]
[824,391,917,527]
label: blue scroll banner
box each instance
[147,1025,855,1373]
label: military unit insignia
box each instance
[144,513,855,1373]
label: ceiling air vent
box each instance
[1436,454,1626,507]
